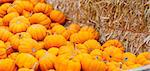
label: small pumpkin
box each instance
[51,24,66,34]
[50,10,66,24]
[22,10,32,18]
[136,52,150,65]
[0,28,13,42]
[8,52,19,60]
[18,68,34,71]
[44,35,67,49]
[58,45,75,55]
[9,16,30,33]
[38,41,45,49]
[0,58,16,71]
[29,13,51,28]
[48,47,59,56]
[33,3,53,15]
[0,40,6,48]
[30,0,45,5]
[90,49,103,61]
[0,3,11,17]
[0,0,13,4]
[67,23,80,34]
[0,18,3,26]
[3,12,19,26]
[16,53,39,70]
[62,30,72,40]
[27,24,47,41]
[0,48,7,59]
[122,52,136,66]
[4,41,14,55]
[75,44,88,53]
[106,61,121,71]
[35,49,47,59]
[39,53,56,71]
[9,32,31,50]
[18,38,41,55]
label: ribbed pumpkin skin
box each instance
[30,0,45,5]
[0,48,7,59]
[29,13,51,28]
[51,25,66,34]
[33,3,53,15]
[0,3,11,17]
[48,47,59,56]
[0,40,6,48]
[0,58,16,71]
[16,53,39,70]
[8,52,19,60]
[2,12,19,26]
[9,32,31,50]
[27,24,47,41]
[18,68,34,71]
[35,49,47,59]
[0,28,13,42]
[136,52,150,65]
[122,52,136,66]
[67,24,80,34]
[18,38,41,55]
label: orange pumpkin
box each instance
[16,53,39,70]
[22,10,32,18]
[38,41,45,49]
[29,13,51,28]
[0,0,13,4]
[27,24,47,41]
[4,41,14,55]
[75,44,88,53]
[8,52,19,60]
[62,30,72,40]
[30,0,45,5]
[58,45,75,55]
[103,46,123,62]
[50,23,60,28]
[35,49,47,59]
[7,0,33,14]
[0,18,3,26]
[0,48,7,59]
[9,16,30,33]
[106,61,121,71]
[102,39,124,51]
[48,47,59,56]
[67,23,80,34]
[0,28,13,42]
[44,35,67,49]
[48,69,56,71]
[136,52,150,65]
[9,32,31,50]
[0,58,16,71]
[122,52,136,66]
[18,68,34,71]
[39,53,56,71]
[3,12,19,26]
[90,49,103,60]
[18,38,41,55]
[50,10,66,24]
[0,3,11,17]
[51,24,66,34]
[33,3,53,15]
[0,40,6,48]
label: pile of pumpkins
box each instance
[0,0,150,71]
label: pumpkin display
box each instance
[0,48,7,59]
[22,10,32,18]
[0,0,13,4]
[18,68,34,71]
[33,3,53,15]
[48,47,59,56]
[35,49,47,59]
[9,32,31,49]
[18,38,41,55]
[0,28,13,42]
[9,16,30,33]
[90,49,103,60]
[50,10,66,24]
[75,44,88,53]
[51,24,66,34]
[0,18,3,26]
[4,41,14,55]
[30,0,45,5]
[0,40,6,48]
[122,52,136,66]
[27,24,47,41]
[0,3,11,17]
[16,53,39,70]
[67,23,80,34]
[44,35,67,49]
[8,52,19,60]
[2,12,19,26]
[38,41,45,49]
[0,58,16,71]
[39,53,56,71]
[29,13,51,28]
[136,52,150,65]
[62,30,72,40]
[58,45,75,55]
[106,61,121,71]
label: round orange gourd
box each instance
[38,41,45,49]
[9,16,30,33]
[75,44,88,53]
[106,61,121,71]
[62,30,72,40]
[8,52,19,60]
[30,0,45,5]
[50,10,66,24]
[4,41,14,55]
[16,53,39,70]
[48,47,59,56]
[27,24,47,41]
[18,38,41,55]
[0,40,6,48]
[39,53,56,71]
[67,23,80,34]
[35,49,47,59]
[0,3,11,17]
[44,35,67,49]
[0,58,16,71]
[18,68,34,71]
[136,52,150,65]
[22,10,32,18]
[9,32,31,50]
[0,28,13,42]
[29,13,51,28]
[58,45,75,55]
[33,3,53,15]
[51,24,66,34]
[3,12,19,26]
[0,48,7,59]
[122,52,136,66]
[90,49,103,61]
[0,0,13,4]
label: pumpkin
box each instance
[8,52,19,60]
[58,45,75,55]
[50,10,66,24]
[44,35,67,49]
[67,23,80,34]
[90,49,103,61]
[75,44,88,53]
[3,12,19,26]
[33,3,53,15]
[70,31,93,43]
[62,30,72,40]
[0,0,13,4]
[5,41,14,55]
[103,46,123,62]
[18,68,34,71]
[50,23,60,28]
[9,32,31,50]
[80,53,107,71]
[48,47,59,56]
[54,54,81,71]
[0,3,11,17]
[0,25,9,30]
[122,64,141,70]
[7,0,33,14]
[48,69,55,71]
[9,16,30,33]
[38,41,45,49]
[0,28,13,42]
[106,61,121,71]
[102,39,124,51]
[30,0,45,5]
[122,52,136,66]
[0,18,3,26]
[51,24,66,34]
[16,53,39,70]
[22,10,32,18]
[0,58,16,71]
[0,48,7,59]
[29,13,51,28]
[39,53,56,71]
[46,29,52,36]
[83,39,103,52]
[0,40,6,48]
[27,24,47,41]
[136,52,150,65]
[18,38,41,55]
[35,49,47,59]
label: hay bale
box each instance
[46,0,150,54]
